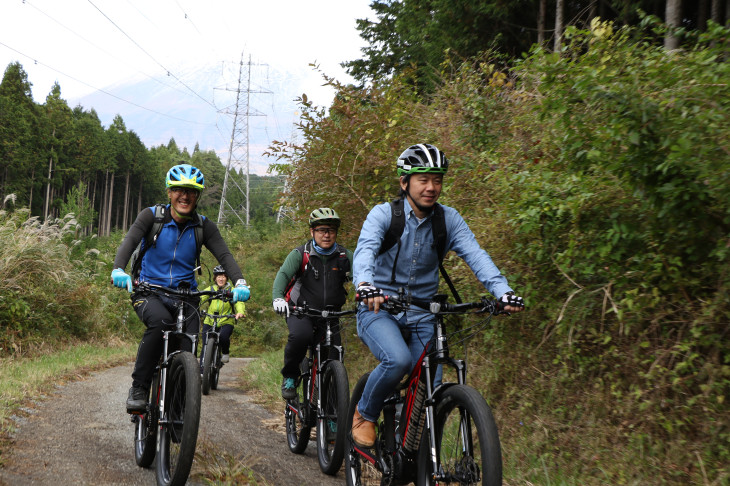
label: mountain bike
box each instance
[345,291,510,486]
[285,304,356,475]
[129,282,232,486]
[199,310,237,395]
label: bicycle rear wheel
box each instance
[345,372,385,486]
[210,345,221,390]
[285,365,312,454]
[201,339,215,395]
[416,384,502,486]
[133,371,160,468]
[316,360,350,475]
[156,352,202,486]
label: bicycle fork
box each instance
[158,305,198,429]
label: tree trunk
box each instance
[87,171,101,235]
[98,170,108,237]
[137,178,143,218]
[122,170,130,232]
[699,0,709,30]
[711,0,722,23]
[106,172,115,236]
[538,0,547,45]
[28,168,34,211]
[665,0,682,50]
[44,155,53,221]
[554,0,565,51]
[0,165,6,202]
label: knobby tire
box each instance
[416,384,502,486]
[316,360,350,475]
[134,371,160,468]
[156,352,202,486]
[211,345,221,390]
[201,339,215,395]
[285,361,312,454]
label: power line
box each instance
[172,0,203,35]
[20,0,193,101]
[87,0,218,110]
[0,40,210,125]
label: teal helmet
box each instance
[166,164,205,190]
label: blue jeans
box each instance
[356,305,438,422]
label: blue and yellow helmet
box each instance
[166,164,205,190]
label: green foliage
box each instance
[267,21,730,484]
[59,182,97,232]
[344,1,710,95]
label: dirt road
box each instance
[0,358,344,486]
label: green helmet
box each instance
[309,207,340,228]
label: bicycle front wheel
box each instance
[156,352,202,486]
[133,371,159,468]
[201,339,215,395]
[210,345,221,390]
[316,360,350,475]
[416,384,502,486]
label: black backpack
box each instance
[378,198,461,303]
[129,204,204,281]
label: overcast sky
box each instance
[0,0,374,174]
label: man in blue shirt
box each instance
[111,163,250,413]
[351,143,524,447]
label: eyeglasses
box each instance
[313,227,337,235]
[170,187,200,197]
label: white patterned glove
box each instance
[273,298,290,318]
[499,292,524,311]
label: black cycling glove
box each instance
[499,291,524,311]
[356,282,384,301]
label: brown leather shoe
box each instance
[351,406,376,447]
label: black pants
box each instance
[201,323,234,354]
[131,291,200,390]
[281,314,341,379]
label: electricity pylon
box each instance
[217,52,270,226]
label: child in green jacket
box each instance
[200,265,246,363]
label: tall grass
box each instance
[0,205,137,356]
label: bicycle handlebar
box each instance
[290,304,357,319]
[362,293,505,316]
[134,282,234,301]
[200,310,238,320]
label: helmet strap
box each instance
[170,204,194,221]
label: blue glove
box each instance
[233,279,250,302]
[111,268,132,293]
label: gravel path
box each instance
[0,358,345,486]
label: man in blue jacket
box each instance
[350,144,525,447]
[111,163,250,413]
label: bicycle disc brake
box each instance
[454,455,480,483]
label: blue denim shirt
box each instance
[353,198,512,302]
